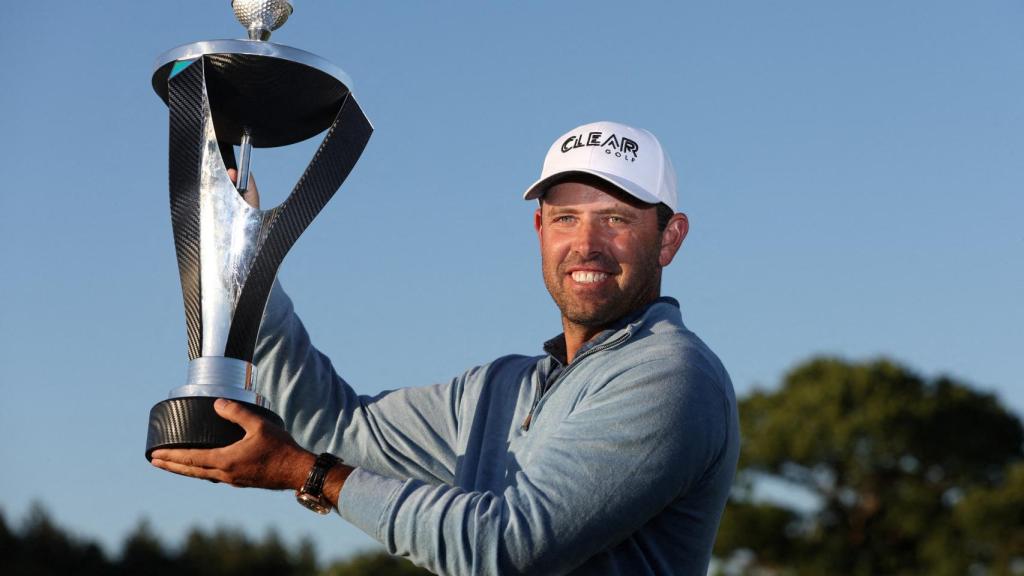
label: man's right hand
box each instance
[227,168,261,209]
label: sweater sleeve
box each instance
[253,281,464,485]
[336,353,735,576]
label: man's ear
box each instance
[659,213,689,267]
[534,206,543,240]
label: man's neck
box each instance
[561,297,659,363]
[562,324,605,364]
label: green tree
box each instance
[119,518,178,576]
[322,550,434,576]
[952,461,1024,575]
[0,503,438,575]
[8,502,112,576]
[176,524,321,576]
[715,357,1024,576]
[295,536,320,576]
[0,508,19,565]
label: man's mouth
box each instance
[570,271,610,284]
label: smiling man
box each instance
[151,121,739,576]
[534,177,681,363]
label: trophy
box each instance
[145,0,372,459]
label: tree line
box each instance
[0,504,430,576]
[3,356,1022,575]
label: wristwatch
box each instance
[296,452,342,514]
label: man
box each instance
[151,120,740,575]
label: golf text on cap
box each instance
[560,131,639,162]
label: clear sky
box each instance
[1,0,1021,564]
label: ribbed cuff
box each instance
[337,467,405,544]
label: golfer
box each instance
[152,120,740,576]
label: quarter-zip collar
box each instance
[524,297,680,431]
[541,297,680,367]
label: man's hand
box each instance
[227,168,261,209]
[150,398,312,490]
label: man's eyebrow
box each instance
[543,205,581,214]
[593,207,638,215]
[544,205,640,216]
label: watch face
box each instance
[296,491,331,515]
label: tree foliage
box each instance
[5,502,109,576]
[715,356,1024,575]
[952,461,1024,575]
[0,504,430,576]
[323,550,435,576]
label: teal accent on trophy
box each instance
[169,59,198,79]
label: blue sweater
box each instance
[256,285,739,575]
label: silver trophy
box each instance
[146,0,372,459]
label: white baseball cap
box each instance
[523,120,678,212]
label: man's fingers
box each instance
[226,168,260,209]
[241,173,260,209]
[150,447,220,469]
[151,458,226,483]
[213,398,264,431]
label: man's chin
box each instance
[562,306,622,329]
[549,288,629,328]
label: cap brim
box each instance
[522,169,663,207]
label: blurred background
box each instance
[1,1,1021,574]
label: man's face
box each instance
[535,180,686,332]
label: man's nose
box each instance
[571,219,605,257]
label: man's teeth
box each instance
[571,271,608,284]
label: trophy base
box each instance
[145,396,284,461]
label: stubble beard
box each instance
[543,248,663,332]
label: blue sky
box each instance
[1,0,1022,564]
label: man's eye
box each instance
[554,215,576,223]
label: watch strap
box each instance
[297,452,341,514]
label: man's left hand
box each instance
[150,398,313,491]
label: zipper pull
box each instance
[521,412,533,431]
